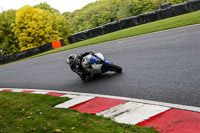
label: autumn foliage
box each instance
[0,3,73,55]
[11,6,60,51]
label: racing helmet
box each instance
[66,54,78,65]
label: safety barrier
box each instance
[120,16,140,29]
[68,0,200,44]
[0,39,65,65]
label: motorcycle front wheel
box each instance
[107,63,122,73]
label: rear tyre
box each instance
[107,64,122,73]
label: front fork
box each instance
[102,61,113,72]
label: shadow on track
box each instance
[83,72,123,83]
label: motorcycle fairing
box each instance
[89,55,100,64]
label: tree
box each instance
[51,12,73,44]
[34,2,60,14]
[62,12,72,20]
[68,10,86,33]
[35,3,74,44]
[134,0,159,15]
[170,0,188,4]
[11,5,60,51]
[60,0,189,33]
[117,0,137,19]
[0,10,19,55]
[90,11,116,27]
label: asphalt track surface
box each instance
[1,24,200,107]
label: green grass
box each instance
[1,10,200,66]
[0,91,158,133]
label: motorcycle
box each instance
[81,52,122,75]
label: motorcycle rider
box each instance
[66,51,95,81]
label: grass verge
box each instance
[1,10,200,66]
[0,91,158,133]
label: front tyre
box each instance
[107,64,122,73]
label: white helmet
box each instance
[66,54,78,65]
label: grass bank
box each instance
[0,91,157,133]
[1,10,200,66]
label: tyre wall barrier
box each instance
[72,30,89,43]
[171,2,190,16]
[88,26,105,38]
[155,8,174,19]
[160,2,172,9]
[68,0,200,44]
[120,16,140,29]
[103,21,122,34]
[0,39,65,65]
[188,0,200,12]
[138,11,160,24]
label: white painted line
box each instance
[61,94,78,98]
[98,102,169,125]
[32,91,49,94]
[12,89,26,92]
[114,104,169,125]
[97,102,144,118]
[97,102,143,117]
[55,95,95,109]
[118,41,123,44]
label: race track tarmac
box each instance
[1,24,200,107]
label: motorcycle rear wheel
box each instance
[107,64,122,73]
